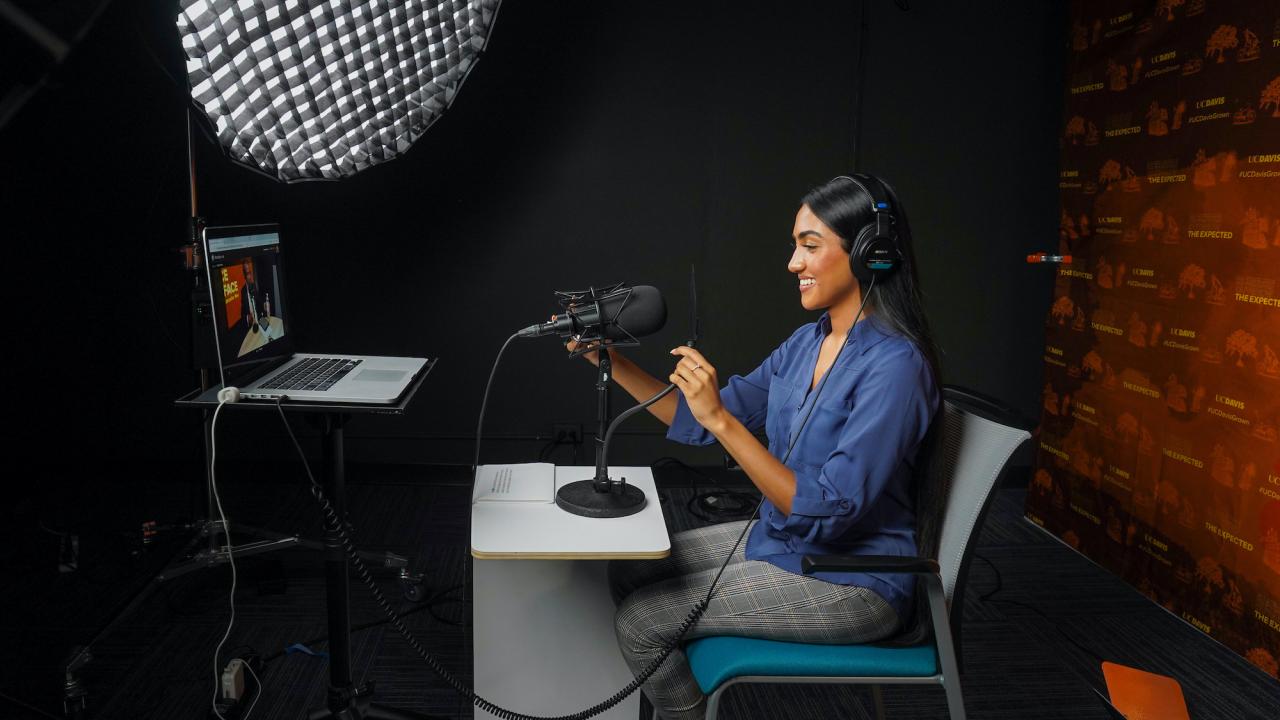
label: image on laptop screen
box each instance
[204,225,294,374]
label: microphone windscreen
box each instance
[604,285,667,340]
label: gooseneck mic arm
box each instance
[596,382,677,488]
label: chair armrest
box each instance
[801,554,940,575]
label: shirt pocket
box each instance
[765,373,797,447]
[795,395,852,468]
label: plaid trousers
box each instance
[609,520,900,720]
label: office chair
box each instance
[678,386,1033,720]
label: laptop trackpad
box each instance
[354,369,408,383]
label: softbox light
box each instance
[177,0,501,182]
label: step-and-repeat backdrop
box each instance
[1026,0,1280,678]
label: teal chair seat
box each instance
[686,636,938,695]
[666,388,1034,720]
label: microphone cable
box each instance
[273,278,874,719]
[474,331,522,471]
[277,394,691,719]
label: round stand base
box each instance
[556,479,646,518]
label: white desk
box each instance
[471,465,670,720]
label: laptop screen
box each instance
[203,224,295,385]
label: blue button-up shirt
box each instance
[667,313,939,620]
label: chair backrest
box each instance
[932,390,1032,606]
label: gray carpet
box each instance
[3,463,1278,719]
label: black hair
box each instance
[800,175,940,384]
[801,174,945,646]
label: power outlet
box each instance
[553,423,583,445]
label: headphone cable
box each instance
[271,278,874,719]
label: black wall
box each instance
[1,1,1066,476]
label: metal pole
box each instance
[594,353,612,488]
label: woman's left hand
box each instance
[669,346,725,430]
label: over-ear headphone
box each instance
[833,173,903,285]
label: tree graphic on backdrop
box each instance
[1206,25,1239,63]
[1262,76,1280,117]
[1178,264,1206,298]
[1226,329,1258,367]
[1196,556,1226,594]
[1100,159,1123,187]
[1052,295,1075,324]
[1066,115,1087,144]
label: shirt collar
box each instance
[814,311,894,356]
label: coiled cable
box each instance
[271,277,872,718]
[276,395,713,719]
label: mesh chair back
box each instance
[932,400,1032,602]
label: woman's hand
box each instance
[669,346,726,431]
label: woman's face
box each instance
[789,204,858,311]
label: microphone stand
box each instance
[593,352,613,490]
[555,286,648,518]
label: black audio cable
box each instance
[473,332,521,472]
[273,277,875,719]
[277,396,701,719]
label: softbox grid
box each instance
[178,0,501,182]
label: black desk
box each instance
[176,358,436,720]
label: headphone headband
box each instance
[834,173,893,216]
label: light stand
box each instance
[55,114,415,718]
[554,285,648,518]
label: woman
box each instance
[573,174,941,720]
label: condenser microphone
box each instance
[518,284,667,341]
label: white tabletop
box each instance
[470,465,671,559]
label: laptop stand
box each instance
[171,361,440,720]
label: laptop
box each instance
[202,223,429,403]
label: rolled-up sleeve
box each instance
[772,345,936,543]
[666,337,791,446]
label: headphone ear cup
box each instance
[848,225,876,285]
[849,227,902,285]
[840,172,904,285]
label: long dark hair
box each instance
[800,175,940,384]
[801,174,945,645]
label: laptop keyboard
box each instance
[259,357,363,392]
